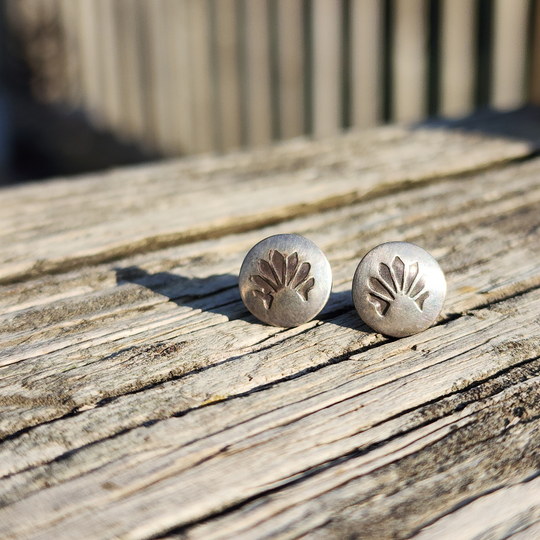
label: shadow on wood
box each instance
[115,266,244,320]
[419,105,540,147]
[115,266,373,333]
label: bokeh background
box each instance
[0,0,538,185]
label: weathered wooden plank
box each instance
[2,114,540,539]
[509,521,540,540]
[180,347,540,540]
[1,286,539,539]
[1,153,540,474]
[414,477,540,539]
[1,114,539,285]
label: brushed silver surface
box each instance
[352,242,446,337]
[239,234,332,327]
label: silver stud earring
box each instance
[239,234,332,327]
[352,241,446,337]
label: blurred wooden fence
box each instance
[7,0,538,156]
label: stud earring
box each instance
[352,241,446,337]
[239,234,332,327]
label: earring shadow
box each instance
[319,289,378,334]
[115,265,250,321]
[115,266,376,334]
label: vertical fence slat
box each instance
[15,0,540,157]
[215,0,242,150]
[245,0,272,146]
[77,0,103,126]
[530,0,540,105]
[146,0,176,153]
[277,0,305,139]
[351,0,383,128]
[440,0,476,117]
[163,0,181,153]
[492,0,530,110]
[312,0,342,138]
[393,0,428,123]
[98,0,122,131]
[168,0,194,155]
[115,0,146,142]
[58,0,82,108]
[188,0,215,153]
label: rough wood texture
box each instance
[1,111,540,540]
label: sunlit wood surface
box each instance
[2,110,540,539]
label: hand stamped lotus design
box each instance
[368,256,430,316]
[251,250,315,310]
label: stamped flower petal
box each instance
[252,250,316,309]
[369,257,431,317]
[404,262,418,294]
[291,262,311,289]
[410,275,427,298]
[251,274,277,294]
[369,277,394,301]
[258,258,280,289]
[286,252,299,285]
[392,256,405,292]
[271,250,286,286]
[297,277,315,301]
[378,263,396,294]
[415,290,429,311]
[369,294,390,316]
[253,290,273,309]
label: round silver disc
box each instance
[239,234,332,327]
[352,242,446,337]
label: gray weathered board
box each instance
[1,109,540,540]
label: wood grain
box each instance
[1,112,539,286]
[1,113,540,539]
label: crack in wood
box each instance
[3,114,540,539]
